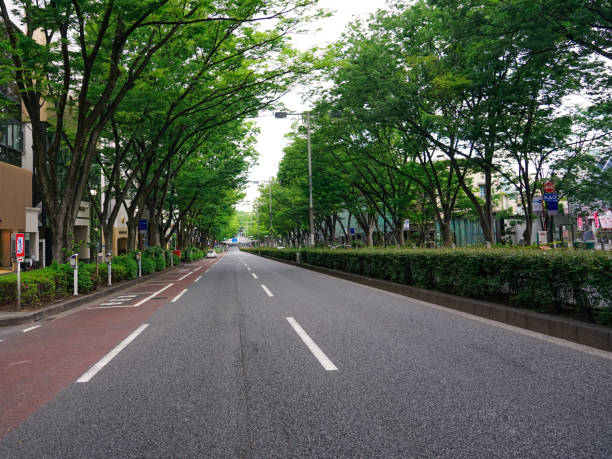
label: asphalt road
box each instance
[1,247,611,458]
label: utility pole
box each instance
[306,112,315,248]
[257,205,260,247]
[269,179,273,247]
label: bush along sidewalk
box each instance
[0,245,206,311]
[244,247,612,327]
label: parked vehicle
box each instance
[206,250,217,258]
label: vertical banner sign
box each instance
[15,233,25,309]
[576,217,583,229]
[16,233,25,261]
[594,211,599,228]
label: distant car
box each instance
[276,246,285,249]
[206,250,217,258]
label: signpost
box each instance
[543,193,559,216]
[532,196,543,214]
[15,233,24,309]
[537,231,548,247]
[403,219,410,230]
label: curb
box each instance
[256,253,612,353]
[0,267,179,327]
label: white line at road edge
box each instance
[286,317,338,371]
[252,273,258,279]
[195,275,202,282]
[76,324,149,383]
[171,289,188,303]
[261,284,273,297]
[132,284,174,307]
[22,325,41,333]
[178,271,194,281]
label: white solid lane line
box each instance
[252,273,258,279]
[286,317,338,371]
[178,271,194,281]
[76,324,149,383]
[171,289,188,303]
[22,325,41,333]
[195,275,202,282]
[261,284,274,297]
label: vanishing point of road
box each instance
[1,247,611,457]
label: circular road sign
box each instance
[543,181,555,193]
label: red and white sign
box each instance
[15,233,25,262]
[543,181,555,193]
[576,217,583,229]
[599,214,612,229]
[594,211,599,228]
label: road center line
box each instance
[247,267,251,271]
[22,325,41,333]
[261,284,273,297]
[132,284,174,307]
[252,273,258,279]
[177,271,194,281]
[76,324,150,383]
[171,289,188,303]
[286,317,338,371]
[195,275,202,282]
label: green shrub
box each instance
[141,256,156,275]
[112,255,138,279]
[111,264,129,282]
[157,254,166,271]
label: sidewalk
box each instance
[0,267,177,327]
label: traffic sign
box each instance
[543,193,558,202]
[15,233,25,259]
[349,228,355,235]
[543,181,555,193]
[532,196,543,214]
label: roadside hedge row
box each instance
[244,248,612,324]
[0,246,202,309]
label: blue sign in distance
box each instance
[350,228,355,235]
[543,193,558,212]
[139,219,148,231]
[231,238,238,243]
[543,193,558,202]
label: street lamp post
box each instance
[275,111,316,247]
[306,113,315,247]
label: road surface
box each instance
[1,247,611,457]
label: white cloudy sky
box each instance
[238,0,385,211]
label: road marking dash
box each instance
[131,284,174,307]
[171,289,188,303]
[261,284,273,297]
[286,317,338,371]
[252,273,258,279]
[22,325,41,333]
[195,275,202,282]
[76,324,149,382]
[177,271,194,281]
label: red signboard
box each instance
[543,181,555,193]
[15,233,25,261]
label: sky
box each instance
[237,0,384,211]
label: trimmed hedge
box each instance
[244,247,612,323]
[0,245,185,309]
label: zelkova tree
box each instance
[0,0,319,261]
[318,0,606,244]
